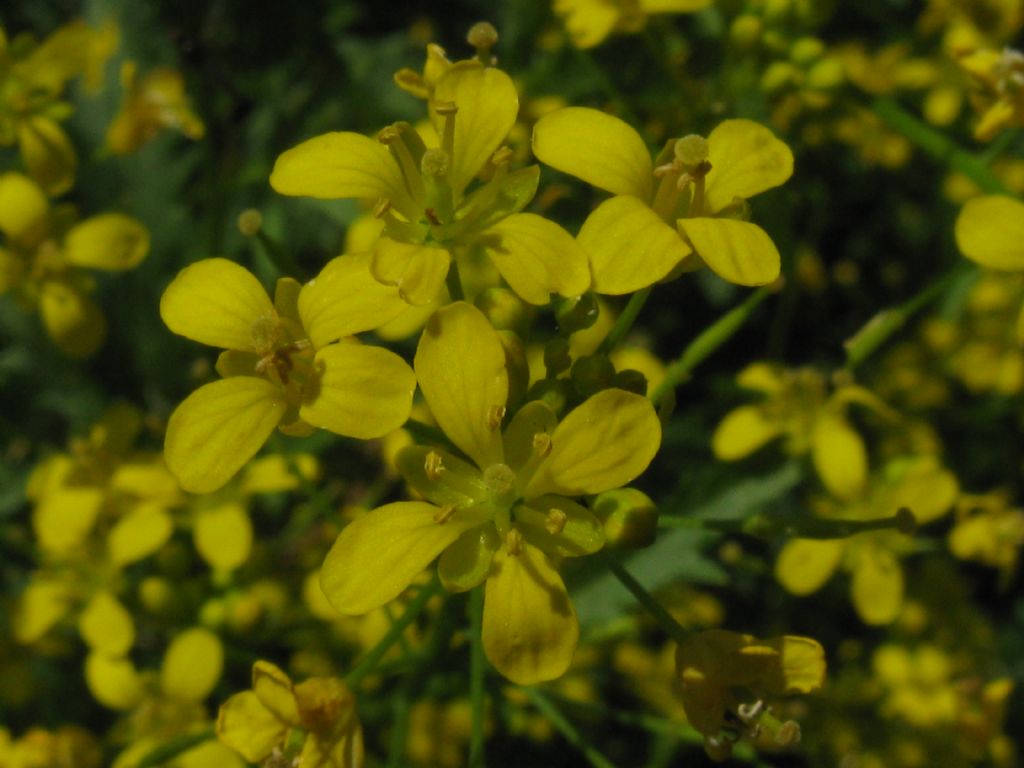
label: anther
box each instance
[433,504,456,524]
[775,720,802,746]
[736,699,764,723]
[505,528,523,556]
[490,146,513,167]
[424,208,442,226]
[532,432,552,457]
[467,22,498,51]
[425,450,445,481]
[545,508,567,535]
[434,101,458,117]
[486,405,506,431]
[373,199,393,218]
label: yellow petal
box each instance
[850,544,903,625]
[775,538,843,595]
[553,0,619,48]
[175,741,245,768]
[483,213,591,304]
[811,413,867,500]
[39,280,107,358]
[532,107,652,198]
[0,172,50,245]
[107,502,175,565]
[252,660,300,725]
[64,214,149,271]
[194,503,252,571]
[270,131,414,212]
[526,389,660,497]
[711,405,784,460]
[14,578,73,643]
[18,116,77,196]
[161,627,223,701]
[704,119,793,213]
[578,196,691,294]
[955,195,1024,270]
[762,636,827,694]
[678,218,780,286]
[164,377,286,494]
[110,461,181,502]
[433,66,519,197]
[79,592,135,656]
[160,258,275,351]
[415,302,508,468]
[483,542,578,684]
[320,501,480,614]
[217,690,287,762]
[33,486,104,554]
[371,238,451,306]
[85,652,143,710]
[300,343,415,438]
[641,0,712,10]
[241,454,319,494]
[298,253,409,347]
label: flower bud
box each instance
[477,286,531,334]
[571,354,615,398]
[555,292,599,334]
[592,488,658,549]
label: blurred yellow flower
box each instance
[217,660,364,768]
[106,62,205,154]
[0,172,149,356]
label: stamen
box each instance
[467,22,498,65]
[372,199,393,219]
[433,504,456,524]
[378,123,426,201]
[435,101,458,165]
[505,528,523,556]
[486,404,506,431]
[425,450,445,481]
[532,432,552,457]
[545,508,567,535]
[775,720,802,747]
[736,699,764,723]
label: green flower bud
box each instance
[544,337,572,377]
[592,488,659,549]
[571,354,615,398]
[613,368,649,396]
[556,292,599,335]
[789,36,824,66]
[729,15,763,49]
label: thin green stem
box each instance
[521,688,619,768]
[136,729,214,768]
[468,586,487,768]
[446,259,466,302]
[345,575,442,689]
[598,287,653,355]
[650,286,772,403]
[601,553,689,645]
[386,677,414,768]
[871,97,1011,195]
[844,263,973,370]
[255,229,305,279]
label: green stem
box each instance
[598,287,652,355]
[521,688,619,768]
[345,576,442,689]
[844,263,973,370]
[136,729,214,768]
[871,97,1011,195]
[256,229,305,279]
[659,507,915,540]
[601,554,689,646]
[446,259,466,302]
[468,586,487,767]
[650,286,772,403]
[386,677,414,768]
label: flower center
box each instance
[652,134,711,221]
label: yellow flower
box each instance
[960,47,1024,140]
[674,629,825,758]
[712,363,894,501]
[955,194,1024,343]
[872,644,958,727]
[106,62,205,154]
[948,492,1024,582]
[160,256,415,493]
[532,109,792,291]
[775,456,958,625]
[320,301,661,684]
[271,64,589,307]
[0,172,149,356]
[217,660,364,768]
[0,20,118,193]
[554,0,712,49]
